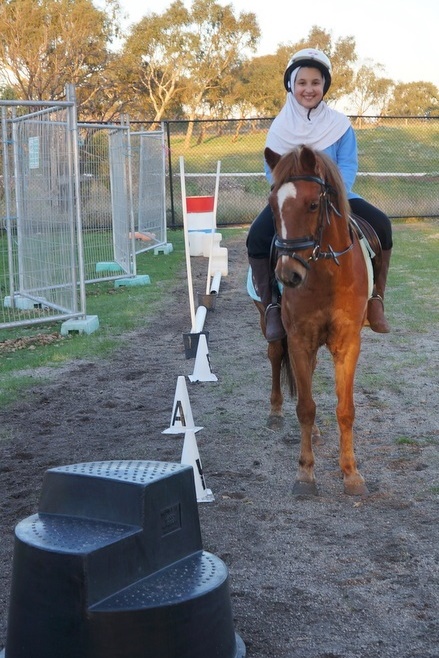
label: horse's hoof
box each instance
[293,480,319,496]
[344,477,369,497]
[267,414,284,430]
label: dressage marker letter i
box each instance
[195,458,207,491]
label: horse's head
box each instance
[266,145,350,289]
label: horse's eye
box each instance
[310,202,319,212]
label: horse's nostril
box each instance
[291,272,303,287]
[277,270,304,288]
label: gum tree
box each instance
[0,0,120,114]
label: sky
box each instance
[114,0,439,89]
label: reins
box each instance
[273,174,354,267]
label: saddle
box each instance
[349,213,383,283]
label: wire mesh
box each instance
[158,117,439,226]
[1,108,168,333]
[1,101,83,330]
[131,130,167,254]
[77,125,168,283]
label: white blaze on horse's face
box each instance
[277,182,298,239]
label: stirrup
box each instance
[367,294,390,333]
[264,303,286,342]
[265,301,281,317]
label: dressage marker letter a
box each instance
[172,400,186,427]
[162,376,203,434]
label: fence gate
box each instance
[131,129,167,255]
[108,126,134,277]
[1,99,168,333]
[0,87,87,331]
[77,124,168,285]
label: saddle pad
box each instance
[247,246,373,302]
[247,267,284,302]
[247,267,261,302]
[358,236,374,298]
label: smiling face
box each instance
[293,66,325,109]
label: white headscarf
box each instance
[265,68,350,155]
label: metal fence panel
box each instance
[131,130,167,254]
[1,105,168,334]
[1,98,85,331]
[77,125,167,284]
[76,122,131,283]
[109,128,134,276]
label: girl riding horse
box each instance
[247,48,392,342]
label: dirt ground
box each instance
[1,227,438,658]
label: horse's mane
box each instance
[271,146,351,220]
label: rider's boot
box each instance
[367,248,391,333]
[249,257,286,342]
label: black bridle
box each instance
[273,175,354,269]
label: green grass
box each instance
[167,123,439,221]
[168,122,439,174]
[352,220,439,394]
[387,221,439,330]
[1,223,438,407]
[395,436,420,446]
[355,124,439,173]
[0,228,242,405]
[168,132,267,174]
[0,229,186,397]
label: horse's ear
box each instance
[299,145,318,173]
[264,147,281,171]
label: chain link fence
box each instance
[132,117,439,226]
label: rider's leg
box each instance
[349,198,392,333]
[368,248,391,333]
[247,204,286,342]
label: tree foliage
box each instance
[348,62,394,116]
[386,81,439,117]
[117,1,192,125]
[0,0,120,112]
[229,55,285,118]
[0,0,437,121]
[116,0,259,129]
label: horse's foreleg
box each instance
[333,339,368,496]
[267,340,285,429]
[255,301,286,430]
[290,345,318,495]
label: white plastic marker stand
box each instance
[206,161,221,294]
[181,429,215,503]
[162,375,203,434]
[180,156,197,333]
[188,333,218,383]
[210,270,222,295]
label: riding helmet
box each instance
[283,48,332,94]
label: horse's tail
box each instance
[280,338,296,398]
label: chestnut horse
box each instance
[254,145,370,496]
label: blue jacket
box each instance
[264,126,361,200]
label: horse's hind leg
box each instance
[310,353,323,445]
